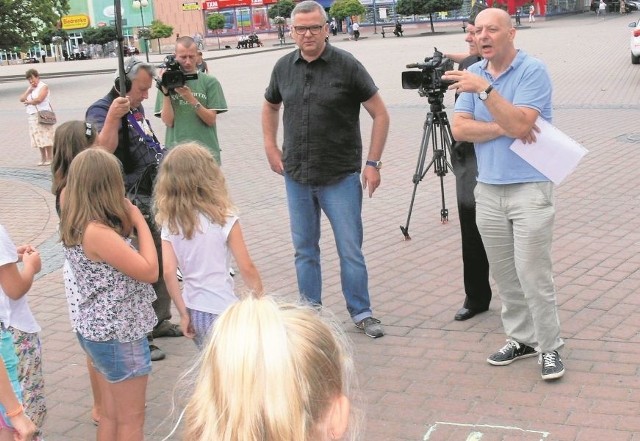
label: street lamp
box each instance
[132,0,150,62]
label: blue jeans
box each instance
[285,172,372,323]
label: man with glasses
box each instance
[262,0,390,338]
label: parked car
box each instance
[124,46,140,56]
[630,20,640,64]
[626,0,640,11]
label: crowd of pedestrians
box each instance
[3,2,571,439]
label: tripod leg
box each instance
[400,156,437,240]
[401,113,436,240]
[439,173,448,223]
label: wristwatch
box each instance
[366,160,382,170]
[479,85,494,101]
[192,102,202,110]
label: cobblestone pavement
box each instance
[1,12,640,440]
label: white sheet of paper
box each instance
[509,117,588,185]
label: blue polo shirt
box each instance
[454,50,553,184]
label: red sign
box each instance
[202,0,275,8]
[202,1,218,9]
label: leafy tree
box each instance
[82,26,117,54]
[0,0,70,51]
[396,0,462,32]
[207,13,226,50]
[268,0,295,19]
[149,20,173,54]
[329,0,366,20]
[82,26,118,45]
[39,28,68,46]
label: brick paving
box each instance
[1,12,639,440]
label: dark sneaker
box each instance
[355,317,384,338]
[540,351,565,380]
[152,319,184,338]
[487,340,537,366]
[149,344,166,361]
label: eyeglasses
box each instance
[293,25,324,35]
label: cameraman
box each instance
[155,36,228,164]
[443,7,493,323]
[86,59,182,363]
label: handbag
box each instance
[37,109,57,125]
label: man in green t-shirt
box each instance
[155,36,228,163]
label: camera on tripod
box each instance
[402,48,454,95]
[158,55,198,90]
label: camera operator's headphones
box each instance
[114,58,144,93]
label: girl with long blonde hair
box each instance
[154,142,262,349]
[183,295,355,441]
[60,148,158,441]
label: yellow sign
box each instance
[61,14,90,30]
[182,2,200,10]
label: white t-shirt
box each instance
[0,225,40,333]
[161,213,239,315]
[25,81,52,116]
[352,22,360,31]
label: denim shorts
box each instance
[76,333,151,383]
[0,328,21,430]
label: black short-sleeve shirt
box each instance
[264,44,378,186]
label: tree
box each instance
[268,0,295,19]
[149,20,173,55]
[85,26,117,46]
[329,0,366,20]
[396,0,463,32]
[82,26,118,54]
[206,13,226,50]
[0,0,71,51]
[39,28,68,47]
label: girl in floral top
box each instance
[60,148,158,441]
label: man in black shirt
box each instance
[445,7,493,322]
[262,0,389,338]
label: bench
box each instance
[381,24,403,37]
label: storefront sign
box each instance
[183,2,201,10]
[202,0,218,10]
[61,14,90,30]
[202,0,275,10]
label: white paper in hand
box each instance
[509,117,588,185]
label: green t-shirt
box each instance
[155,73,228,164]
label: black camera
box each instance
[158,55,198,90]
[402,48,454,94]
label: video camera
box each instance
[158,54,198,90]
[402,48,454,95]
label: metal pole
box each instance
[373,0,378,34]
[140,6,149,62]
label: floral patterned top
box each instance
[64,238,157,342]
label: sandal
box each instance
[152,320,183,338]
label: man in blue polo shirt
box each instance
[443,8,564,380]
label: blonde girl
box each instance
[183,295,355,441]
[60,148,158,441]
[154,142,262,349]
[50,120,103,425]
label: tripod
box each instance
[400,91,454,240]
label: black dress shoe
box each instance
[454,307,487,321]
